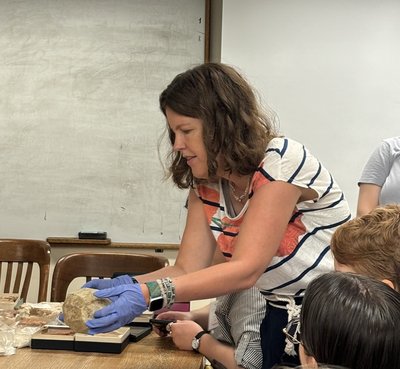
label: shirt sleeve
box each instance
[358,140,393,186]
[254,137,334,201]
[213,288,266,369]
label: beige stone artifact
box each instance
[63,288,110,334]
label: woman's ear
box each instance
[382,279,395,290]
[299,344,318,368]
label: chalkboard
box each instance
[0,0,206,242]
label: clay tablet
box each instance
[63,288,110,334]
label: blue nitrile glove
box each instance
[85,284,147,335]
[82,274,134,290]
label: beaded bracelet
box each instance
[159,277,176,308]
[156,279,167,307]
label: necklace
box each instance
[229,177,251,203]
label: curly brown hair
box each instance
[159,63,277,188]
[331,204,400,291]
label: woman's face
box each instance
[166,107,208,179]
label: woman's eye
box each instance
[182,129,192,134]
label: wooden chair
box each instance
[50,252,169,302]
[0,239,51,302]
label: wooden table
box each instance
[1,332,203,369]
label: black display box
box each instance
[31,326,131,353]
[30,326,75,351]
[127,322,152,342]
[74,327,131,353]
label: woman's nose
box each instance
[173,134,185,151]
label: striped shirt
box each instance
[212,287,267,369]
[195,137,351,297]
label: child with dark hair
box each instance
[287,271,400,369]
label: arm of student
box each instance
[169,321,244,369]
[168,180,304,302]
[198,334,245,369]
[154,304,211,331]
[357,183,381,217]
[187,304,211,329]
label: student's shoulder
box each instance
[367,137,400,163]
[382,136,400,153]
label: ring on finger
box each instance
[166,322,173,333]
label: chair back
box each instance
[0,239,51,302]
[50,252,169,302]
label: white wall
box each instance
[221,0,400,214]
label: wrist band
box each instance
[145,281,164,311]
[145,278,176,311]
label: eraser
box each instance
[78,232,107,240]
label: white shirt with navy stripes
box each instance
[195,137,351,298]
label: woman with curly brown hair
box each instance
[85,63,350,369]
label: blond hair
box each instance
[331,204,400,290]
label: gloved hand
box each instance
[86,284,148,335]
[82,274,134,290]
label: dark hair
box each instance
[159,62,277,188]
[300,271,400,369]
